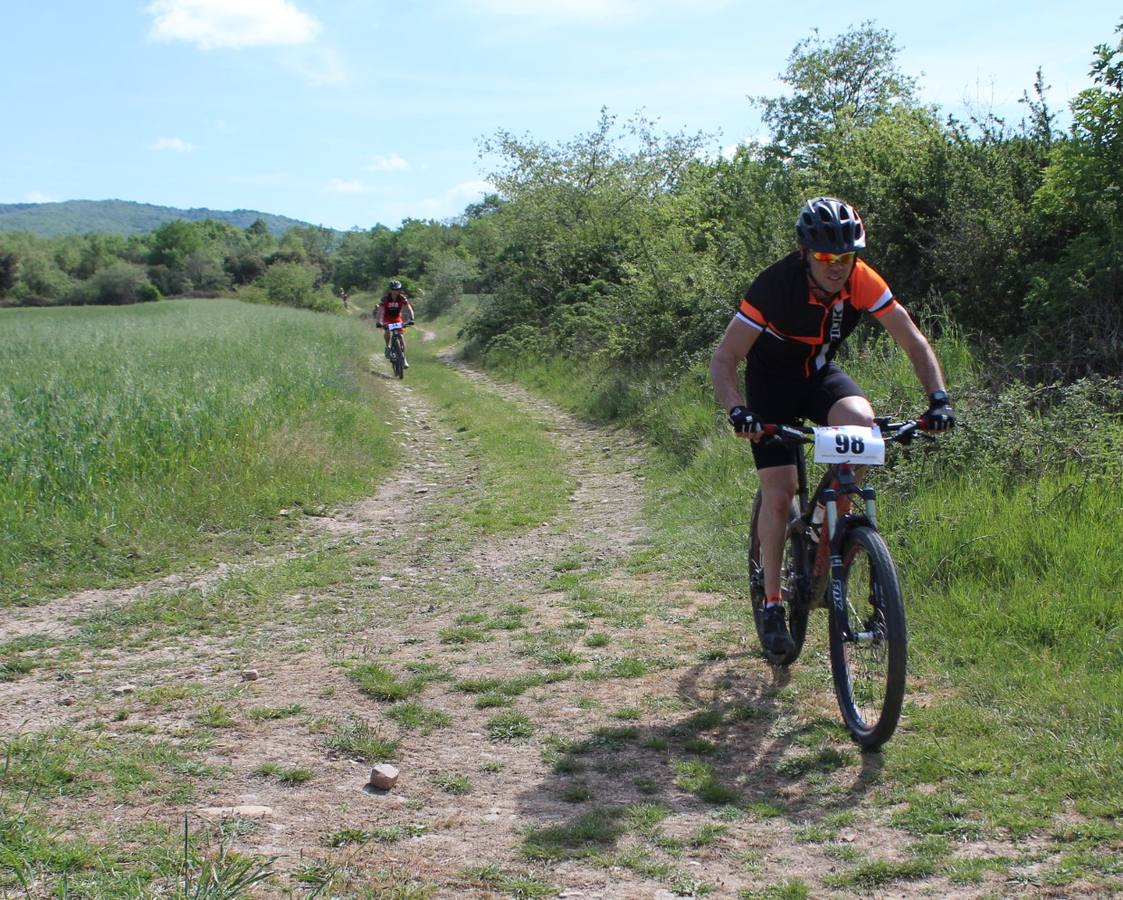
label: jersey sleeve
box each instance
[736,267,779,332]
[850,262,898,318]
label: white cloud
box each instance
[150,137,196,152]
[327,178,366,194]
[25,191,61,203]
[285,46,348,86]
[367,153,410,172]
[147,0,321,50]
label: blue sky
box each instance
[2,1,1119,231]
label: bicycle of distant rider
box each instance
[383,321,412,379]
[747,417,936,750]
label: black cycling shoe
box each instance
[760,604,796,656]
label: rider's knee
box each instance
[828,396,875,427]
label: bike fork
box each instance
[824,486,882,646]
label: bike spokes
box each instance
[828,526,906,750]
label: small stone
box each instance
[368,764,399,790]
[59,695,77,706]
[112,684,136,696]
[241,669,259,681]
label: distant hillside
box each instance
[0,199,324,237]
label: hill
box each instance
[0,199,324,237]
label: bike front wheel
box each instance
[828,525,907,750]
[391,335,405,379]
[748,493,810,666]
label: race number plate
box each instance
[386,322,404,331]
[812,425,885,465]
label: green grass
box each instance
[247,703,304,721]
[254,762,315,784]
[432,772,472,795]
[404,329,575,533]
[0,299,397,604]
[460,863,555,898]
[386,702,452,733]
[323,718,399,762]
[521,808,626,861]
[486,710,535,742]
[344,662,426,702]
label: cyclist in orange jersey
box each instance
[710,197,955,656]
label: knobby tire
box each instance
[748,493,810,666]
[391,334,405,379]
[828,525,907,750]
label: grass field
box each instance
[0,299,398,604]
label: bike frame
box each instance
[786,435,891,645]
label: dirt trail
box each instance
[1,352,1029,899]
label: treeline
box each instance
[0,219,343,311]
[3,20,1120,381]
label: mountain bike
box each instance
[383,321,412,379]
[746,417,935,750]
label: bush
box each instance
[70,262,160,305]
[258,261,336,311]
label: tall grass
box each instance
[0,299,397,603]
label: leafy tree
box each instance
[258,261,335,310]
[1035,20,1123,226]
[0,252,17,297]
[467,109,708,356]
[148,219,207,270]
[426,252,476,316]
[75,261,159,305]
[753,21,917,162]
[1025,19,1123,376]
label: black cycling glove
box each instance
[924,391,956,431]
[728,405,763,435]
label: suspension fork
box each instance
[826,464,883,644]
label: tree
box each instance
[754,21,917,162]
[0,252,17,297]
[82,262,160,305]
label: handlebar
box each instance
[377,321,415,329]
[760,417,936,445]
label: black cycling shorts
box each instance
[746,364,866,470]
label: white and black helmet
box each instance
[795,197,866,253]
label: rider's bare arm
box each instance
[877,305,947,397]
[710,317,761,413]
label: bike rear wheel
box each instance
[828,525,906,750]
[748,493,810,665]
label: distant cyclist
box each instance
[374,280,416,365]
[710,197,955,656]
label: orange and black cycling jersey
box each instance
[737,252,898,379]
[378,293,409,324]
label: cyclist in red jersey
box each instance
[710,197,955,656]
[374,280,416,364]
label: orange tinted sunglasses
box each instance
[811,251,856,265]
